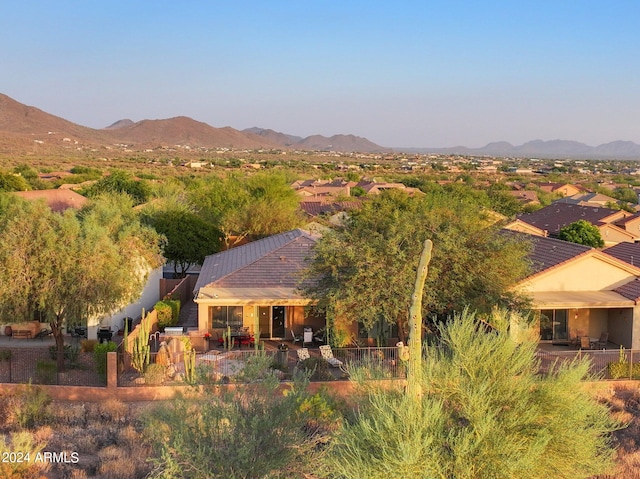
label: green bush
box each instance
[155,300,180,330]
[144,363,165,385]
[93,341,118,380]
[607,361,640,379]
[0,349,11,361]
[299,357,334,381]
[35,360,56,385]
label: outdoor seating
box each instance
[319,345,343,368]
[290,329,302,344]
[34,328,52,340]
[296,348,310,363]
[580,336,592,350]
[595,332,609,349]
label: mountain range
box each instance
[1,93,640,159]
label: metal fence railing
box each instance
[535,348,640,380]
[0,347,107,386]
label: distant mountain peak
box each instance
[104,119,134,129]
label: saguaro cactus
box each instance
[407,239,433,400]
[184,348,196,383]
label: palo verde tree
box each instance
[304,189,531,342]
[324,309,618,479]
[558,219,605,248]
[0,194,164,369]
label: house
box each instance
[504,203,637,245]
[506,190,540,206]
[12,189,88,212]
[515,234,640,348]
[193,229,325,340]
[534,182,584,197]
[556,192,618,207]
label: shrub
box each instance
[144,363,165,385]
[80,339,98,353]
[0,431,47,478]
[6,384,52,429]
[0,349,11,361]
[49,344,77,361]
[35,360,57,385]
[299,356,334,381]
[94,341,118,380]
[154,300,180,330]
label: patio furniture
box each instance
[290,329,302,344]
[296,348,310,364]
[97,327,112,343]
[594,332,609,349]
[34,328,52,340]
[319,345,343,368]
[303,327,313,346]
[580,336,592,350]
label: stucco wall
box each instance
[608,308,633,348]
[523,255,636,293]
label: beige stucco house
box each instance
[516,234,640,349]
[193,229,325,342]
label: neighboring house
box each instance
[193,229,324,340]
[556,192,618,207]
[291,179,355,200]
[533,182,584,197]
[506,190,540,206]
[504,203,636,245]
[299,200,362,228]
[515,234,640,349]
[12,189,88,212]
[355,181,422,196]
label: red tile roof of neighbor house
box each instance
[524,233,592,275]
[12,189,88,212]
[194,229,319,294]
[299,201,362,217]
[514,203,625,236]
[602,242,640,267]
[613,279,640,302]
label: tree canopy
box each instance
[304,190,531,342]
[0,194,164,367]
[558,219,604,248]
[84,169,151,205]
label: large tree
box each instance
[141,206,222,278]
[558,219,604,248]
[0,194,163,369]
[188,172,303,247]
[304,190,531,342]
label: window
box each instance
[210,306,243,329]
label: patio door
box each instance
[257,306,286,339]
[540,309,568,343]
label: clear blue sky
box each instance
[2,1,639,148]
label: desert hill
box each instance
[245,127,390,153]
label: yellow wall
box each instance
[522,255,636,293]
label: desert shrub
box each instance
[324,310,619,479]
[49,344,78,361]
[0,431,47,478]
[299,356,333,381]
[0,349,11,361]
[80,339,98,353]
[93,341,118,380]
[4,384,52,429]
[154,300,179,330]
[607,347,640,379]
[35,360,56,385]
[144,363,165,385]
[144,375,326,478]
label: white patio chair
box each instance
[296,347,310,363]
[319,345,343,368]
[290,329,302,344]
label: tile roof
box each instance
[602,242,640,267]
[614,211,640,227]
[12,189,88,212]
[194,229,319,294]
[524,233,592,275]
[299,201,361,217]
[515,203,620,235]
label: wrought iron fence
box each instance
[535,348,640,380]
[0,347,107,386]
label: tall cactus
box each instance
[184,348,196,383]
[407,239,433,401]
[131,310,150,374]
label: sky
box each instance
[2,1,640,148]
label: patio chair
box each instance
[594,332,609,349]
[290,329,302,344]
[296,347,310,364]
[580,336,592,350]
[319,345,343,368]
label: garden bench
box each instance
[12,329,32,339]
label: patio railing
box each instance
[535,348,640,380]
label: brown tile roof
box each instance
[613,280,640,302]
[523,233,592,275]
[602,242,640,267]
[515,203,621,236]
[299,201,362,217]
[614,211,640,227]
[12,189,88,212]
[194,229,319,294]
